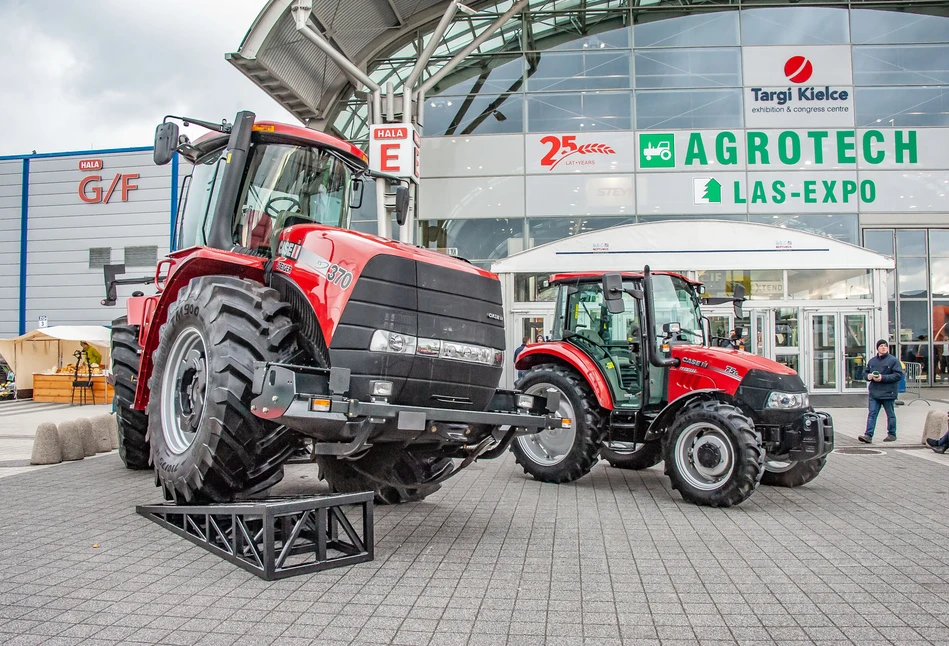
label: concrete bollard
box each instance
[109,414,119,450]
[922,410,947,445]
[78,418,97,457]
[30,422,62,465]
[91,415,114,453]
[58,420,85,461]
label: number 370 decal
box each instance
[296,248,354,290]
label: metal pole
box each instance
[419,0,528,97]
[402,2,458,125]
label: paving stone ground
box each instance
[1,428,949,645]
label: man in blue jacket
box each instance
[859,339,903,443]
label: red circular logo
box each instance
[784,56,813,84]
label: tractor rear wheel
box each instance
[316,448,454,505]
[146,276,298,503]
[663,399,764,507]
[112,316,150,470]
[601,441,663,471]
[510,364,607,483]
[761,456,826,487]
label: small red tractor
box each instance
[512,269,834,507]
[104,111,561,504]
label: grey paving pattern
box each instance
[1,440,949,645]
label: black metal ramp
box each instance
[136,493,373,580]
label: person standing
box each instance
[859,339,903,444]
[513,336,528,380]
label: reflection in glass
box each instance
[898,257,928,297]
[695,270,783,300]
[811,314,838,390]
[775,308,800,348]
[933,301,949,384]
[635,89,742,130]
[430,56,524,97]
[787,269,872,300]
[898,229,927,256]
[633,48,741,89]
[853,45,949,86]
[932,258,949,298]
[527,216,637,248]
[899,300,930,346]
[930,230,949,256]
[527,92,632,132]
[741,7,850,46]
[514,274,559,303]
[528,50,632,92]
[419,218,524,264]
[424,94,524,136]
[635,11,739,48]
[851,8,949,44]
[748,214,858,244]
[864,229,894,255]
[777,354,800,374]
[854,87,949,127]
[844,314,869,388]
[548,25,630,51]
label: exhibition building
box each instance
[2,0,948,396]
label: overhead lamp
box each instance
[455,1,479,16]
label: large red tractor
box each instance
[512,269,834,507]
[105,111,561,504]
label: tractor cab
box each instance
[548,271,706,410]
[153,113,407,258]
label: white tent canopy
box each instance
[491,220,894,274]
[0,326,111,392]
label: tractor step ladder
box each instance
[137,493,373,580]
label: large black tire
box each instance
[761,456,826,487]
[663,399,764,507]
[601,442,663,470]
[112,316,150,470]
[316,448,454,505]
[510,363,607,483]
[146,276,298,503]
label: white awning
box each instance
[491,220,894,274]
[0,326,111,391]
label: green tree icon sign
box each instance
[639,133,675,168]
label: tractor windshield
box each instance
[651,274,704,344]
[234,143,352,256]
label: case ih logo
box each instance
[784,56,814,84]
[78,159,103,171]
[540,135,616,170]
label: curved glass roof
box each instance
[229,0,948,144]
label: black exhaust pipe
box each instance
[207,111,256,251]
[643,265,679,368]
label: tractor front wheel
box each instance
[510,364,607,483]
[663,399,764,507]
[761,456,826,487]
[146,276,298,503]
[316,448,454,505]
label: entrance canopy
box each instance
[491,220,894,275]
[0,326,111,391]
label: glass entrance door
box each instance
[747,307,801,373]
[842,313,870,392]
[805,311,871,392]
[808,313,838,391]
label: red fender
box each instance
[515,342,615,410]
[129,247,267,410]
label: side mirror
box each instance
[732,283,746,318]
[153,122,179,166]
[602,273,625,314]
[350,178,365,210]
[393,185,410,226]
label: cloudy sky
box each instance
[0,0,297,156]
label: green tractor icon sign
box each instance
[639,134,675,168]
[643,140,672,161]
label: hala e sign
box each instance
[369,125,421,183]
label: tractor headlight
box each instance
[369,330,501,366]
[765,391,809,409]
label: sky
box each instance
[0,0,297,156]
